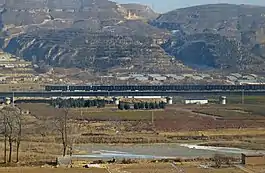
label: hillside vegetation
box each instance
[1,2,265,72]
[0,0,184,73]
[151,4,265,72]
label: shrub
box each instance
[124,103,130,110]
[118,103,124,110]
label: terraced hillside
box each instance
[2,2,265,73]
[0,0,185,73]
[151,4,265,72]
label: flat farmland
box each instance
[18,103,265,132]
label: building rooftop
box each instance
[191,76,203,80]
[130,74,144,78]
[184,98,208,100]
[148,74,162,78]
[231,73,242,78]
[165,74,177,78]
[134,76,148,81]
[152,76,167,81]
[227,76,238,81]
[242,153,265,157]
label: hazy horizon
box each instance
[113,0,265,13]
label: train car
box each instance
[45,85,68,91]
[44,84,265,92]
[69,85,91,91]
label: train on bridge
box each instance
[45,84,265,92]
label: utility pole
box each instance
[151,111,154,125]
[4,111,7,164]
[12,91,14,107]
[151,111,155,131]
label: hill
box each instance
[120,3,159,20]
[0,0,186,73]
[3,2,265,73]
[151,4,265,72]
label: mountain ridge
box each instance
[2,2,265,73]
[151,3,265,72]
[0,0,186,73]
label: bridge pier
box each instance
[166,97,173,105]
[220,96,227,105]
[5,97,11,105]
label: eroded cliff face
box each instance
[0,0,181,73]
[151,4,265,72]
[0,0,123,32]
[4,2,265,73]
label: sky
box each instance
[114,0,265,13]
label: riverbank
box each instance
[198,140,265,150]
[72,143,265,160]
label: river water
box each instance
[73,143,265,159]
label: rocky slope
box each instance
[2,2,265,73]
[121,3,159,20]
[151,4,265,72]
[0,0,185,73]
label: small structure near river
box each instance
[241,153,265,165]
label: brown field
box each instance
[0,164,247,173]
[108,163,245,173]
[0,167,108,173]
[18,103,265,132]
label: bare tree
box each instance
[0,106,22,163]
[0,108,8,163]
[54,108,69,157]
[15,110,22,163]
[53,107,81,158]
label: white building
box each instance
[184,99,208,105]
[230,73,242,79]
[165,74,185,80]
[134,76,149,81]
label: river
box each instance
[73,143,265,159]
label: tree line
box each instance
[118,101,166,110]
[50,98,108,108]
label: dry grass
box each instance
[0,165,246,173]
[160,128,265,137]
[246,165,265,172]
[192,107,265,120]
[0,167,108,173]
[108,163,245,173]
[109,163,177,173]
[0,141,62,165]
[183,167,244,173]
